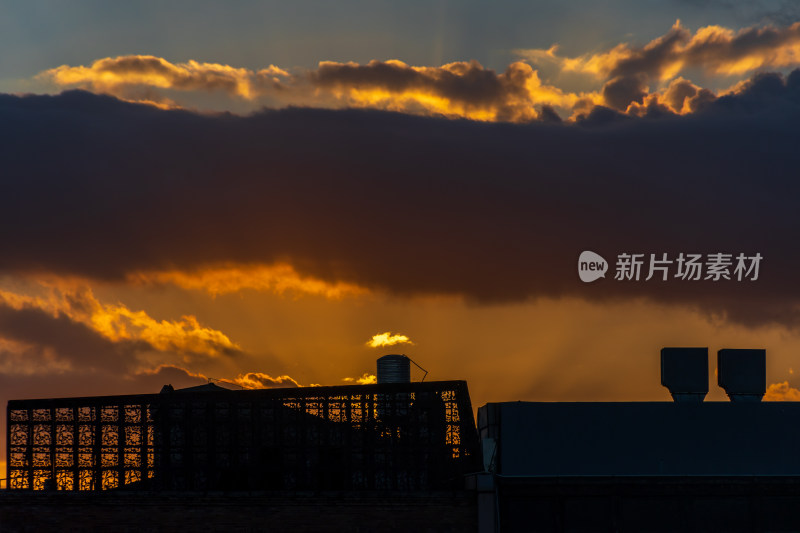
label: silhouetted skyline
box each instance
[2,1,800,487]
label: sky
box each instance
[3,0,800,479]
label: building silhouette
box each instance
[6,377,478,492]
[4,349,800,532]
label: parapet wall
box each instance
[0,490,477,533]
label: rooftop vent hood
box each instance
[718,348,766,402]
[661,347,709,403]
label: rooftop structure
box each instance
[6,380,479,492]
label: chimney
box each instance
[661,347,709,402]
[718,349,766,402]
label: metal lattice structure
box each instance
[7,381,479,491]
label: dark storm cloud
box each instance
[0,303,142,372]
[2,71,800,326]
[602,74,649,110]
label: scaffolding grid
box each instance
[7,381,479,491]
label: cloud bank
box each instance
[37,21,800,119]
[4,66,800,327]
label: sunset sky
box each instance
[3,1,800,476]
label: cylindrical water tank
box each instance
[377,354,410,384]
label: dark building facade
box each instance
[7,348,800,532]
[470,348,800,532]
[6,380,480,492]
[475,401,800,532]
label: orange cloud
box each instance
[367,332,414,348]
[233,371,300,389]
[38,55,597,121]
[92,307,239,358]
[33,21,800,122]
[518,42,635,80]
[517,20,800,113]
[624,77,717,115]
[519,20,800,81]
[684,23,800,76]
[311,59,596,122]
[134,363,208,380]
[0,283,241,359]
[343,373,377,385]
[129,263,367,299]
[135,368,298,391]
[764,381,800,401]
[41,55,290,102]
